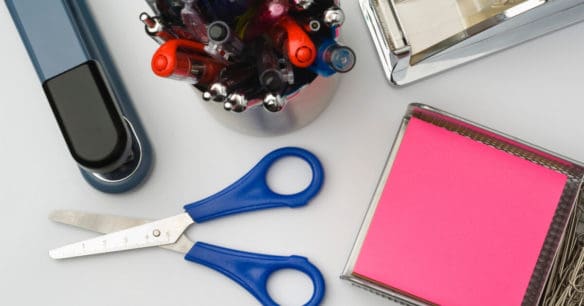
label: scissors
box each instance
[49,147,325,306]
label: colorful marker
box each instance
[156,0,184,25]
[195,0,219,22]
[151,39,224,85]
[242,0,290,41]
[310,38,356,77]
[142,0,355,114]
[269,17,317,68]
[181,0,209,43]
[206,21,244,61]
[257,43,289,94]
[195,0,254,26]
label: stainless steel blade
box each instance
[49,210,195,254]
[49,212,194,259]
[50,210,150,232]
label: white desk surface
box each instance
[1,1,583,305]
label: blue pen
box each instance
[49,147,326,306]
[310,37,356,77]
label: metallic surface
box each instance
[140,12,173,44]
[263,93,287,113]
[292,0,314,11]
[361,0,584,86]
[309,20,321,32]
[140,12,156,28]
[201,75,338,136]
[225,93,248,113]
[49,213,194,259]
[341,114,423,306]
[49,210,195,254]
[208,83,229,102]
[202,91,213,101]
[323,7,345,27]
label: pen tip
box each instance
[202,92,212,101]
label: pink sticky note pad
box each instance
[354,118,568,306]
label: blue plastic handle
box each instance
[184,147,324,223]
[185,242,326,306]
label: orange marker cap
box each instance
[151,39,207,77]
[273,17,316,68]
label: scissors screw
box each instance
[153,229,161,237]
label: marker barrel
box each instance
[269,17,317,68]
[181,0,209,43]
[151,40,223,85]
[323,44,355,73]
[257,44,288,94]
[243,0,290,41]
[207,21,244,61]
[144,0,350,135]
[204,63,258,102]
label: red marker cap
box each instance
[151,39,223,85]
[271,17,316,68]
[151,39,207,77]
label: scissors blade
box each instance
[49,213,194,259]
[49,210,150,232]
[49,210,195,254]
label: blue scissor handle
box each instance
[184,147,324,223]
[185,242,326,306]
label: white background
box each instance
[1,1,583,305]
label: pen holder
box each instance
[144,0,351,136]
[199,74,338,136]
[199,0,345,136]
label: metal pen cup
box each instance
[200,74,338,136]
[199,0,345,136]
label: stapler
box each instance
[6,0,153,193]
[361,0,584,85]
